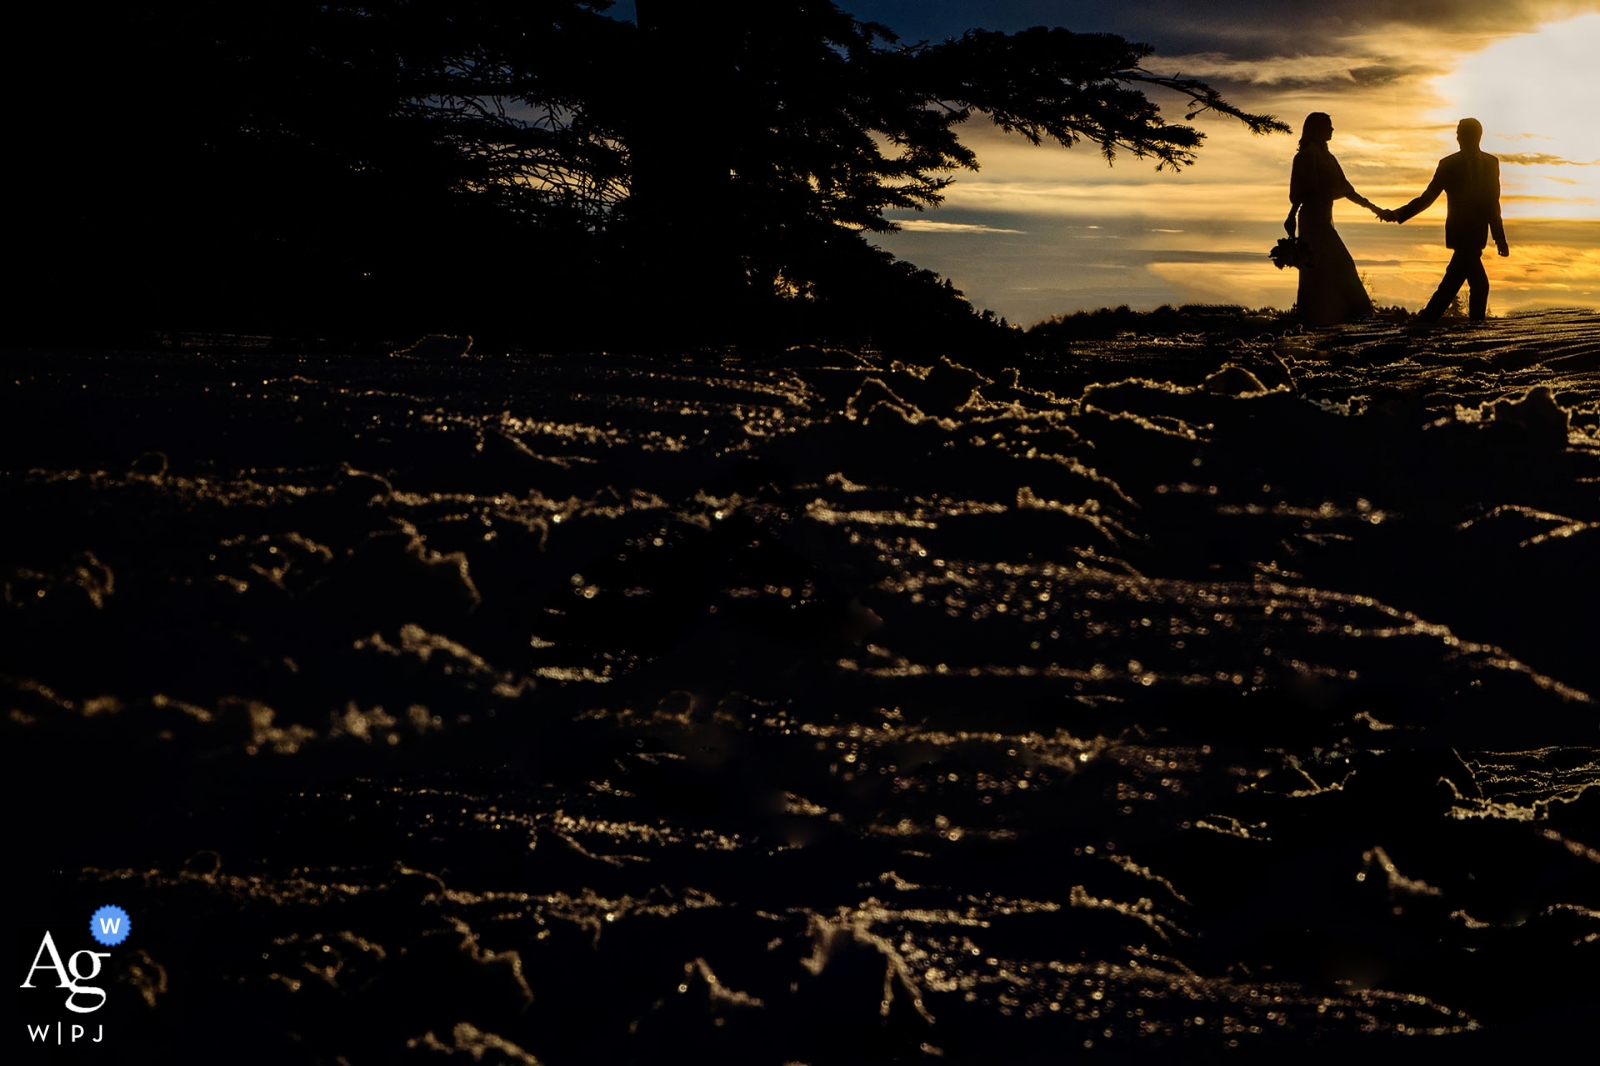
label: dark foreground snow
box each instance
[6,312,1600,1063]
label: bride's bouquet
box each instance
[1269,237,1313,270]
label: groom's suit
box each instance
[1394,148,1507,320]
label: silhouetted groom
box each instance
[1382,118,1508,321]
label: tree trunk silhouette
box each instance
[629,2,748,344]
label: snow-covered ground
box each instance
[6,312,1599,1062]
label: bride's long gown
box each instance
[1291,148,1374,326]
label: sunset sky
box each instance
[620,1,1600,324]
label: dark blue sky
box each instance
[600,2,1548,59]
[604,2,1216,51]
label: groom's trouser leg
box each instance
[1464,253,1489,319]
[1419,249,1485,320]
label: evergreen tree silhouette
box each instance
[11,1,1284,350]
[619,3,1286,347]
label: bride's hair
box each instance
[1298,112,1333,150]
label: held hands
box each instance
[1371,205,1399,223]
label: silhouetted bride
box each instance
[1286,112,1382,325]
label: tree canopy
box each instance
[12,0,1285,350]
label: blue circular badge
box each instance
[90,905,131,947]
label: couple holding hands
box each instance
[1287,112,1509,326]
